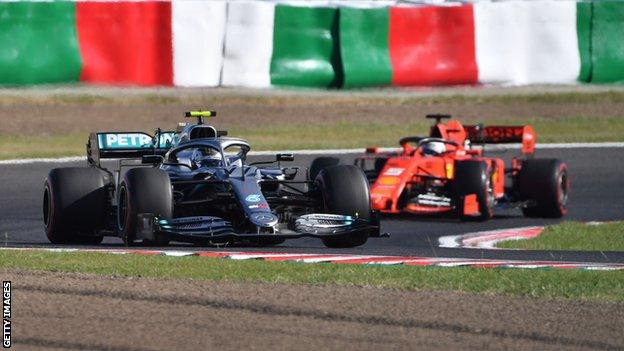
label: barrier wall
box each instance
[474,1,581,85]
[591,1,624,83]
[76,1,173,86]
[223,3,343,88]
[270,5,342,87]
[172,1,226,87]
[339,8,391,88]
[0,1,622,88]
[221,1,275,87]
[0,2,81,85]
[390,5,477,86]
[576,2,592,82]
[340,5,477,88]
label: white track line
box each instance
[439,226,545,249]
[1,142,623,165]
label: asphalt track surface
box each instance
[2,147,623,263]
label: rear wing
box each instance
[87,131,176,166]
[463,125,535,155]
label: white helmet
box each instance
[421,141,446,156]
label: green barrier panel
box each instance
[0,2,82,85]
[270,5,342,87]
[576,2,592,82]
[591,1,624,83]
[339,8,392,88]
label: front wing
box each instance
[136,213,381,244]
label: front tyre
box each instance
[316,165,371,248]
[43,168,108,244]
[117,168,173,246]
[516,159,569,218]
[308,157,341,182]
[453,161,494,221]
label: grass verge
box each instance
[2,116,624,160]
[0,133,85,160]
[2,89,624,106]
[1,249,623,301]
[498,221,624,251]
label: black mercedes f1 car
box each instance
[43,111,380,248]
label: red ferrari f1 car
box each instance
[354,114,569,220]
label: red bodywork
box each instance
[358,119,535,216]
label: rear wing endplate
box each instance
[463,125,535,155]
[87,131,176,166]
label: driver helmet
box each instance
[191,148,222,168]
[421,141,446,156]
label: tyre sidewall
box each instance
[43,168,107,244]
[117,168,173,245]
[309,157,341,182]
[517,159,568,218]
[316,165,371,248]
[453,160,493,221]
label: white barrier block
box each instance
[328,0,396,8]
[172,0,227,87]
[474,1,580,85]
[221,1,275,88]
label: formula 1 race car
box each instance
[43,111,379,248]
[354,114,569,220]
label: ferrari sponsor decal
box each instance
[445,163,454,179]
[378,177,400,186]
[383,167,404,176]
[245,194,262,203]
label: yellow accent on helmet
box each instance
[185,111,216,118]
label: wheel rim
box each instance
[558,171,569,207]
[117,186,128,232]
[486,176,495,211]
[43,186,52,229]
[482,171,494,216]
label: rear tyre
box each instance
[117,168,173,246]
[316,165,371,248]
[453,161,494,221]
[309,157,340,181]
[43,168,108,244]
[516,159,569,218]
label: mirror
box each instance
[276,153,294,162]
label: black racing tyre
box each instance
[43,167,108,244]
[117,168,173,246]
[453,160,494,221]
[308,157,340,181]
[516,159,569,218]
[316,165,371,248]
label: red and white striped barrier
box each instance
[3,247,623,271]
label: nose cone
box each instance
[250,212,279,227]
